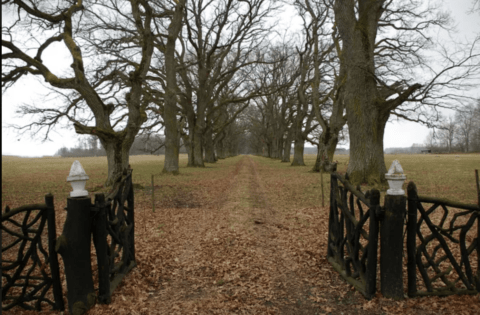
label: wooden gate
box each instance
[406,182,480,296]
[1,195,64,311]
[327,172,381,300]
[92,169,136,304]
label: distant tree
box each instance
[129,134,166,155]
[455,104,477,153]
[176,0,278,167]
[247,43,298,161]
[424,130,440,152]
[437,117,456,153]
[471,99,480,152]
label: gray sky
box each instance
[2,0,479,157]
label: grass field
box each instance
[1,153,479,315]
[3,153,478,209]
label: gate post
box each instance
[380,194,406,299]
[57,197,96,314]
[56,161,96,314]
[380,160,407,299]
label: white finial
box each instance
[385,160,406,195]
[67,160,89,197]
[387,159,404,175]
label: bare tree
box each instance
[455,104,477,152]
[248,43,298,160]
[2,0,181,186]
[293,0,347,172]
[176,0,278,167]
[161,0,186,174]
[330,0,480,185]
[291,42,319,166]
[471,99,480,152]
[437,116,456,153]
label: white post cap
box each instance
[385,160,406,196]
[67,160,89,197]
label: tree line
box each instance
[55,134,172,157]
[424,101,480,153]
[3,0,480,187]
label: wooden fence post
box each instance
[56,197,96,315]
[380,193,406,299]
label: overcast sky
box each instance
[2,0,479,157]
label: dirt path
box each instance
[220,156,322,314]
[130,155,333,314]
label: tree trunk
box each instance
[102,138,131,187]
[334,0,388,186]
[346,108,388,186]
[282,133,292,163]
[291,135,305,166]
[162,1,184,174]
[216,132,226,159]
[277,137,284,159]
[192,128,205,167]
[312,128,340,172]
[204,127,216,163]
[185,117,195,166]
[216,141,226,159]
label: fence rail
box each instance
[1,195,64,312]
[327,172,381,300]
[407,181,480,297]
[327,172,479,299]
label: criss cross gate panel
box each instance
[92,169,136,304]
[1,194,64,311]
[407,182,480,297]
[327,172,381,300]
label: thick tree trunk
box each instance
[346,99,389,186]
[186,119,195,166]
[204,127,216,163]
[282,131,293,163]
[216,141,226,159]
[266,142,272,158]
[215,132,226,159]
[271,138,279,159]
[102,138,131,187]
[291,136,305,166]
[162,2,184,174]
[277,137,284,159]
[192,129,205,167]
[312,128,340,172]
[334,0,388,186]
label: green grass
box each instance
[2,153,479,209]
[254,153,480,206]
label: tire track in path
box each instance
[222,155,321,314]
